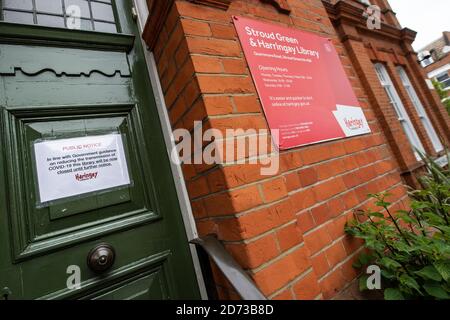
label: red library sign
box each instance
[233,16,371,150]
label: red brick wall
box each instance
[152,0,412,300]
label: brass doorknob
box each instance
[87,243,116,274]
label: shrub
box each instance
[345,151,450,300]
[432,80,450,115]
[444,99,450,115]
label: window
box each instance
[397,66,443,153]
[374,63,425,160]
[418,50,434,67]
[436,72,450,90]
[1,0,118,33]
[420,57,434,68]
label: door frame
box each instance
[132,0,208,300]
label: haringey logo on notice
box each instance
[332,105,371,137]
[344,117,364,130]
[75,172,98,182]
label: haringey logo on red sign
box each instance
[344,118,364,130]
[75,172,98,182]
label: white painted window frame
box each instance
[374,63,425,160]
[420,57,434,68]
[132,0,208,300]
[427,63,450,79]
[435,71,450,90]
[396,66,444,153]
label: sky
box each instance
[388,0,450,51]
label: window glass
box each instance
[79,18,94,31]
[65,0,91,19]
[35,0,63,14]
[420,57,434,68]
[2,10,34,24]
[94,21,116,33]
[4,0,33,10]
[37,14,65,28]
[91,1,115,22]
[436,72,450,89]
[1,0,118,33]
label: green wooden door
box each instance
[0,0,201,300]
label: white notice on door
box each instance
[34,134,131,203]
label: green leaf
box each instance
[397,212,415,224]
[436,225,450,235]
[411,202,430,210]
[434,262,450,282]
[380,257,402,269]
[376,200,391,208]
[359,275,369,292]
[415,266,442,282]
[423,283,450,299]
[358,252,373,266]
[381,269,396,281]
[399,274,421,293]
[384,288,405,300]
[369,212,384,219]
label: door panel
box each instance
[0,0,200,300]
[83,257,171,300]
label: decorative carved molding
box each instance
[187,0,232,10]
[143,0,174,50]
[325,0,417,43]
[367,42,381,61]
[341,34,363,43]
[390,48,401,64]
[260,0,291,14]
[188,0,291,13]
[0,45,130,77]
[400,28,417,43]
[381,8,396,15]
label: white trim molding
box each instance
[436,153,450,168]
[428,63,450,79]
